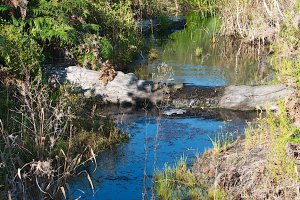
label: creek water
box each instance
[70,13,266,199]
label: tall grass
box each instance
[0,76,128,199]
[154,157,228,200]
[0,81,95,199]
[218,0,297,43]
[246,101,299,188]
[155,157,204,200]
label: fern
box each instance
[0,5,9,12]
[1,0,142,72]
[29,17,76,45]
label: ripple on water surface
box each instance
[70,116,246,199]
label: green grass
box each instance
[154,156,228,199]
[155,157,204,199]
[245,101,299,193]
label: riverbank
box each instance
[155,1,300,199]
[155,98,300,199]
[1,1,299,199]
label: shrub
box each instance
[0,0,142,73]
[0,23,43,80]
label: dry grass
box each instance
[0,80,99,199]
[148,48,159,60]
[0,77,128,199]
[192,101,300,199]
[219,0,297,44]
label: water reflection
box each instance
[137,13,269,86]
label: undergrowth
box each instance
[155,157,228,200]
[156,101,300,199]
[0,62,128,199]
[155,157,205,200]
[245,102,299,193]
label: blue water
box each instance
[70,115,246,199]
[165,63,226,86]
[69,15,263,199]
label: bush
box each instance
[0,80,128,199]
[0,23,43,80]
[0,0,142,73]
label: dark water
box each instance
[70,13,263,199]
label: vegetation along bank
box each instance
[1,0,300,199]
[0,0,201,199]
[155,0,300,199]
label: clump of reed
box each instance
[0,75,128,199]
[154,157,204,200]
[218,0,297,44]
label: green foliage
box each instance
[268,9,300,83]
[246,101,298,186]
[71,34,112,70]
[288,131,300,143]
[0,0,142,74]
[265,102,298,183]
[0,0,217,73]
[0,5,9,12]
[155,157,207,199]
[28,0,92,45]
[30,17,76,45]
[91,1,141,64]
[157,14,170,32]
[206,188,228,200]
[195,47,203,57]
[0,23,44,79]
[180,0,217,15]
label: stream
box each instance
[70,13,267,199]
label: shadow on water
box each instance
[69,12,264,199]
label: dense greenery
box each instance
[0,0,143,76]
[0,0,215,76]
